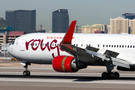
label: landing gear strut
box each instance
[102,60,120,79]
[23,63,31,76]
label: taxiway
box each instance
[0,59,135,90]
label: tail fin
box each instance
[62,20,76,44]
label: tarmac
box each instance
[0,58,135,90]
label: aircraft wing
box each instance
[61,20,130,69]
[61,43,130,69]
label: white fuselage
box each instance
[8,33,135,64]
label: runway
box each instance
[0,60,135,90]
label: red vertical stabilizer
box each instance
[62,20,76,44]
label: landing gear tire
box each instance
[102,72,108,79]
[102,72,119,79]
[23,71,30,76]
[113,72,119,79]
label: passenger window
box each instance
[76,44,78,47]
[106,45,108,47]
[128,45,129,48]
[133,46,135,48]
[119,45,121,48]
[98,45,100,47]
[117,45,119,48]
[103,45,105,47]
[130,45,132,48]
[81,44,83,47]
[114,45,116,48]
[122,45,124,48]
[112,45,113,47]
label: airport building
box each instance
[0,18,14,34]
[76,26,82,33]
[0,31,24,50]
[0,27,14,35]
[76,24,106,33]
[129,19,135,34]
[52,9,69,33]
[110,17,129,34]
[106,25,110,33]
[0,18,7,27]
[110,16,135,34]
[5,11,14,27]
[6,10,36,33]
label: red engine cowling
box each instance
[52,56,78,72]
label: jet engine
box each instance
[52,56,87,72]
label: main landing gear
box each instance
[102,60,120,79]
[23,63,31,76]
[102,71,119,79]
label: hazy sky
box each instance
[0,0,135,32]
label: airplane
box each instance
[8,20,135,79]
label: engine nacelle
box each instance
[52,56,87,72]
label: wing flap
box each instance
[85,49,130,69]
[86,46,99,52]
[104,50,119,58]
